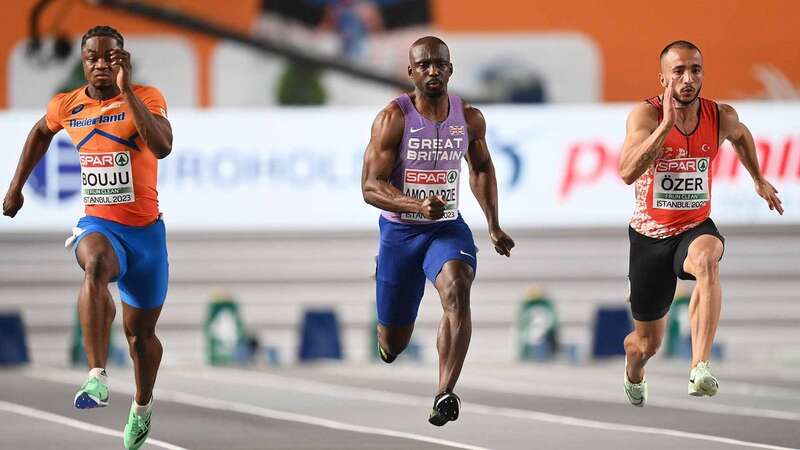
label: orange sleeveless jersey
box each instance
[629,97,720,238]
[45,85,167,226]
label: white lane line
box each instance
[319,366,800,422]
[173,368,799,450]
[0,400,188,450]
[29,370,490,450]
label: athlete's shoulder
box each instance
[49,86,86,111]
[628,100,659,125]
[132,84,168,118]
[715,102,741,136]
[462,102,485,139]
[375,99,404,125]
[370,100,404,141]
[45,86,86,131]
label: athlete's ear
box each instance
[658,72,666,88]
[408,65,413,78]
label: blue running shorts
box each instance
[71,215,169,310]
[376,214,477,326]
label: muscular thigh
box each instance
[628,227,678,322]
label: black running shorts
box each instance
[627,218,725,322]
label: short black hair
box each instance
[81,26,124,48]
[660,40,701,60]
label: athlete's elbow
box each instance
[362,186,377,206]
[621,173,637,185]
[619,166,637,185]
[152,142,172,159]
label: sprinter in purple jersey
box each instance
[362,36,514,426]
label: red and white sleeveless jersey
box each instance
[630,96,720,238]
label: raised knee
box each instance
[442,277,471,313]
[84,254,115,283]
[690,252,719,278]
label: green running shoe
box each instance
[688,361,719,397]
[123,404,152,450]
[73,375,108,409]
[623,357,647,407]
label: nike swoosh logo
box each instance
[410,127,425,133]
[459,251,475,259]
[435,394,453,407]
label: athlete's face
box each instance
[408,42,452,98]
[82,36,122,88]
[659,48,703,105]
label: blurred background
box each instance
[1,0,799,401]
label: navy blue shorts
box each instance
[72,215,169,310]
[375,215,477,326]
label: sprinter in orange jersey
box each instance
[3,26,172,450]
[618,40,783,407]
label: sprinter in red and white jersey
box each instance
[618,40,783,406]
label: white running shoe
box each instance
[688,360,719,397]
[623,357,647,407]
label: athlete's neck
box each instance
[412,90,449,123]
[674,97,700,121]
[86,84,121,101]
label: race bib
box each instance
[653,157,709,210]
[80,151,135,205]
[400,168,459,221]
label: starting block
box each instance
[591,305,632,358]
[299,309,342,361]
[0,312,29,365]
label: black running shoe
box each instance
[428,391,460,426]
[378,345,397,364]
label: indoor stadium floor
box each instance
[2,360,799,450]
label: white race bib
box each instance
[653,157,709,210]
[79,151,135,205]
[400,168,459,221]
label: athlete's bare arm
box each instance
[2,116,57,218]
[464,105,514,257]
[619,80,678,184]
[719,104,783,215]
[111,48,172,159]
[361,102,444,219]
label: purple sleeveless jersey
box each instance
[381,93,468,224]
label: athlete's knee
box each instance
[441,277,471,314]
[378,326,411,355]
[689,250,719,279]
[125,328,159,354]
[83,253,116,283]
[626,331,662,359]
[639,334,662,359]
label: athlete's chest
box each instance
[661,125,718,160]
[401,123,468,166]
[63,102,138,152]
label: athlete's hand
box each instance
[419,196,445,220]
[490,227,515,257]
[755,178,784,215]
[2,188,24,218]
[662,78,678,128]
[110,48,132,92]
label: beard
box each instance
[675,86,701,106]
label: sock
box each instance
[133,398,153,417]
[88,368,108,384]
